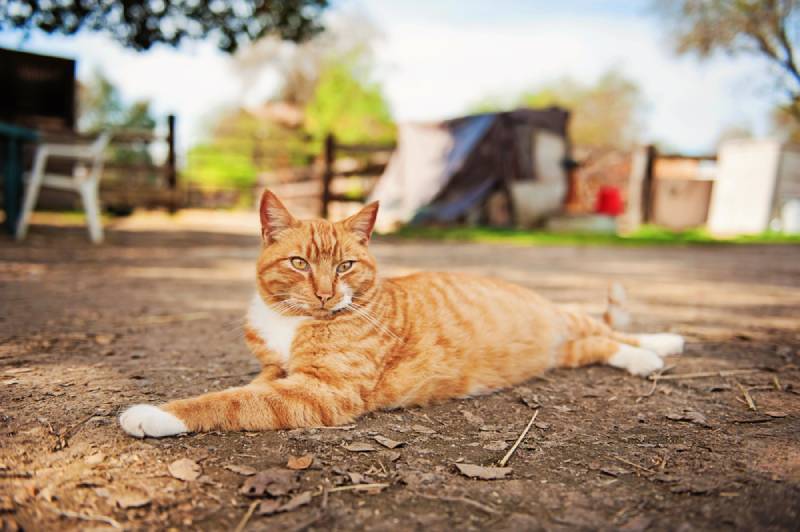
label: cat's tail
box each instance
[603,282,631,330]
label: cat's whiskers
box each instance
[347,302,401,341]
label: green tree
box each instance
[470,70,645,150]
[184,108,312,188]
[654,0,799,123]
[78,71,157,165]
[304,56,396,144]
[79,71,156,133]
[0,0,329,52]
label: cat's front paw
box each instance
[635,333,685,357]
[119,404,188,438]
[608,345,664,377]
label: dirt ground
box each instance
[1,214,799,531]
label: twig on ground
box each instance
[639,365,676,399]
[416,493,501,515]
[730,417,773,424]
[773,375,783,391]
[48,506,122,529]
[327,483,389,493]
[612,455,655,474]
[317,424,357,430]
[648,369,761,381]
[233,501,259,532]
[498,409,539,467]
[735,380,758,411]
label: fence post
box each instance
[321,133,335,219]
[166,114,178,213]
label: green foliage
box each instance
[78,71,156,165]
[185,144,258,189]
[468,69,644,150]
[184,108,313,188]
[0,0,330,52]
[304,57,396,144]
[79,71,156,134]
[391,225,800,246]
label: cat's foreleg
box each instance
[119,374,365,437]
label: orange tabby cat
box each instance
[120,191,683,437]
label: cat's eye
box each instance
[289,257,310,271]
[336,261,355,274]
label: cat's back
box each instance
[382,270,557,326]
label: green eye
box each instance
[290,257,309,271]
[336,261,355,274]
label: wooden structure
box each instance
[0,48,76,131]
[320,133,394,219]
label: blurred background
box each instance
[2,4,800,530]
[1,0,798,242]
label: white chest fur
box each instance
[247,294,308,365]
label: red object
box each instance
[596,186,624,216]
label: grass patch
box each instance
[386,225,800,247]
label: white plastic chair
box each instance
[15,132,112,243]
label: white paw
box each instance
[608,345,664,377]
[119,404,188,438]
[635,333,684,357]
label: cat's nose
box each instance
[315,292,333,305]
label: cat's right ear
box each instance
[259,190,298,244]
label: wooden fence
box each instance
[320,133,395,219]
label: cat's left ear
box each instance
[342,201,379,245]
[259,190,299,244]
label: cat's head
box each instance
[255,190,379,320]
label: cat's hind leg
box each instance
[559,335,664,377]
[629,333,684,357]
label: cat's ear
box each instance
[259,190,298,244]
[342,201,379,245]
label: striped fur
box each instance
[120,191,683,437]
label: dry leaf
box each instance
[84,452,105,465]
[94,334,115,346]
[764,411,787,418]
[482,441,509,452]
[373,435,404,449]
[344,442,377,452]
[257,492,313,515]
[281,491,312,512]
[455,463,512,480]
[114,491,151,509]
[224,464,256,476]
[665,409,711,428]
[287,454,314,470]
[257,499,282,515]
[347,472,368,484]
[168,458,201,482]
[461,410,484,425]
[240,469,299,497]
[382,451,402,462]
[411,424,435,434]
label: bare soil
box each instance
[1,218,799,531]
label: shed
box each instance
[707,139,800,235]
[369,107,571,231]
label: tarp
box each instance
[370,115,494,231]
[370,108,570,230]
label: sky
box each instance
[0,0,783,155]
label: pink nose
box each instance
[316,292,333,304]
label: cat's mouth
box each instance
[310,307,348,320]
